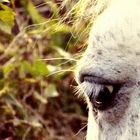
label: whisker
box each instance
[46,69,74,78]
[35,2,47,8]
[36,54,83,67]
[37,57,77,62]
[75,123,87,137]
[57,60,75,67]
[73,84,85,99]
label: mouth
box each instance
[80,75,122,110]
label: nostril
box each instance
[79,74,122,110]
[79,73,90,83]
[79,74,84,83]
[91,86,114,109]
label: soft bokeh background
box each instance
[0,0,92,139]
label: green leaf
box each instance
[30,117,42,128]
[44,84,59,98]
[20,60,49,77]
[20,0,45,23]
[0,0,9,3]
[32,60,49,76]
[2,93,27,118]
[34,91,47,104]
[54,47,71,58]
[0,3,15,34]
[3,63,16,77]
[45,0,60,19]
[20,61,33,77]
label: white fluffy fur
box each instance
[76,0,140,139]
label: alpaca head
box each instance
[75,0,140,139]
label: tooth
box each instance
[106,85,113,93]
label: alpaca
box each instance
[75,0,140,139]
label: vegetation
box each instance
[0,0,93,139]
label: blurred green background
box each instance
[0,0,91,140]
